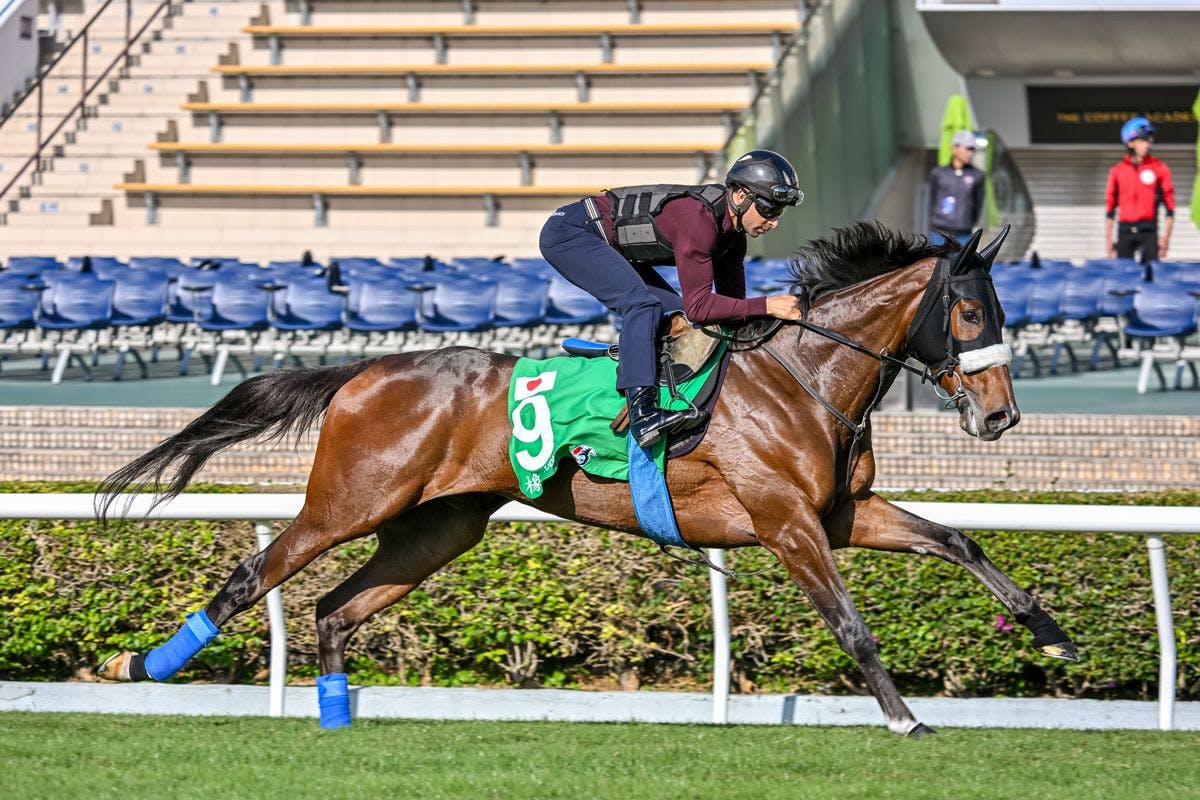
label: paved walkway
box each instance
[2,681,1195,731]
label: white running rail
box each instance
[2,494,1197,730]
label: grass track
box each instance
[2,713,1198,799]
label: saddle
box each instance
[561,313,729,450]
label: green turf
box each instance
[1,713,1198,799]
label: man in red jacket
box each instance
[1105,116,1175,262]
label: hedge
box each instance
[1,483,1197,699]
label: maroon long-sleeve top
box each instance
[591,193,768,323]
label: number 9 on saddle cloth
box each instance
[507,314,728,499]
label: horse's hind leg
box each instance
[828,492,1077,661]
[312,496,499,727]
[96,501,386,683]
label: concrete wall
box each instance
[0,0,39,112]
[888,0,966,149]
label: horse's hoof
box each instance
[906,722,937,739]
[1038,640,1079,662]
[96,651,138,682]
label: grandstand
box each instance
[2,0,800,260]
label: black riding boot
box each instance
[625,386,696,449]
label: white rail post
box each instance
[708,548,730,724]
[255,522,287,717]
[1145,535,1176,731]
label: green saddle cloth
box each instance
[508,342,727,499]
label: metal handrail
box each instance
[0,0,174,204]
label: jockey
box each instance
[539,149,804,448]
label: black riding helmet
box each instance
[725,149,803,231]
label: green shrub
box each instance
[1,485,1196,698]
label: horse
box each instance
[95,222,1076,736]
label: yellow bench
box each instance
[241,23,799,38]
[179,100,744,144]
[212,61,773,77]
[212,59,771,103]
[244,21,795,64]
[113,182,610,226]
[148,141,724,184]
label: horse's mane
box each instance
[728,221,956,340]
[789,220,956,301]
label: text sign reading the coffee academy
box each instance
[1028,85,1197,145]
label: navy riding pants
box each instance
[539,200,682,391]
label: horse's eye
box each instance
[962,309,980,324]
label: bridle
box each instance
[700,247,1010,477]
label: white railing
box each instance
[3,494,1197,730]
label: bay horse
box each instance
[96,222,1076,736]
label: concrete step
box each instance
[2,406,1196,491]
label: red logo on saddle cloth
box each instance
[571,445,596,466]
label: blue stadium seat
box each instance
[511,257,555,276]
[344,278,419,332]
[166,269,221,323]
[389,256,451,273]
[270,277,345,331]
[1026,271,1067,325]
[30,273,115,383]
[544,274,608,325]
[451,257,506,272]
[745,259,793,293]
[111,270,169,327]
[109,270,171,379]
[494,272,550,327]
[198,274,271,332]
[0,275,40,330]
[5,256,63,274]
[1124,283,1199,339]
[1124,282,1200,393]
[418,276,498,332]
[992,270,1032,329]
[36,274,115,331]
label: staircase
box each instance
[3,405,1197,491]
[0,0,270,253]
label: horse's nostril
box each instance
[985,409,1011,432]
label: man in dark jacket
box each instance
[927,130,985,245]
[539,150,803,448]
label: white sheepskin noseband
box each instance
[958,343,1013,374]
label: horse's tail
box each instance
[97,358,379,522]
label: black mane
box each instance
[788,220,956,301]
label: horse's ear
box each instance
[950,229,983,275]
[978,224,1011,273]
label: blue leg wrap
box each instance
[143,609,220,681]
[317,673,352,729]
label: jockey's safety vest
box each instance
[607,183,729,264]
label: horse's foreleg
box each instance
[311,497,496,728]
[757,506,932,737]
[829,492,1077,661]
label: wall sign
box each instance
[1027,85,1197,145]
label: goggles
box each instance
[753,196,787,220]
[750,185,803,219]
